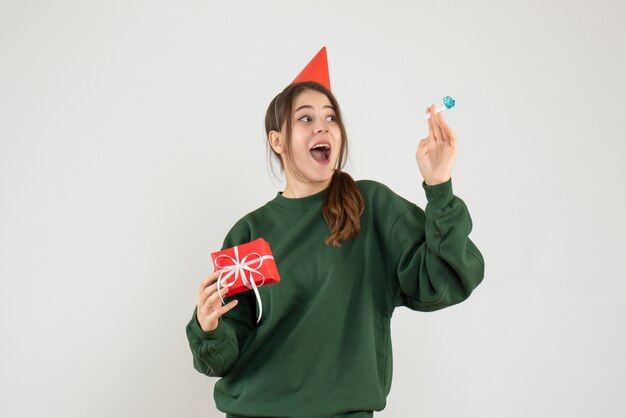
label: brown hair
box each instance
[265,81,364,247]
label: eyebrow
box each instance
[294,105,335,113]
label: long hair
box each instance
[265,81,364,247]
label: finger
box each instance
[427,106,436,140]
[211,299,239,319]
[198,281,222,309]
[202,281,221,297]
[204,287,229,310]
[416,137,429,158]
[437,115,456,147]
[444,124,457,148]
[430,105,444,142]
[205,282,230,303]
[197,275,227,309]
[198,271,220,295]
[202,299,238,328]
[435,112,449,143]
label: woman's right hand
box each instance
[196,271,239,332]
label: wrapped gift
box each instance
[211,238,280,322]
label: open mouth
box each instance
[310,143,331,162]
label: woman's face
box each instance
[282,89,342,188]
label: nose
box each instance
[314,119,329,134]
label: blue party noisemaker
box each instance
[423,96,455,120]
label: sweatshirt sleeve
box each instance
[186,308,244,377]
[185,220,257,377]
[389,179,484,311]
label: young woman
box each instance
[186,78,484,417]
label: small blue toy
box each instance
[423,96,455,120]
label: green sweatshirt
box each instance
[186,179,484,418]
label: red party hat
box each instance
[291,46,331,91]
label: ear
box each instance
[268,130,285,155]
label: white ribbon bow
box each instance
[214,245,274,323]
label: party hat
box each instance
[291,46,331,91]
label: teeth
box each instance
[311,144,330,150]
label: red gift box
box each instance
[211,238,280,321]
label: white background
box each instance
[1,1,625,417]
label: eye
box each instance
[326,115,337,123]
[298,115,312,122]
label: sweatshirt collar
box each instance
[270,187,327,212]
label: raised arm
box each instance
[390,179,484,311]
[392,104,483,310]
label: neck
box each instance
[282,178,332,198]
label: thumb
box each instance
[416,138,429,158]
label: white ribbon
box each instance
[214,245,274,323]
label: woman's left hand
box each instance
[415,104,458,186]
